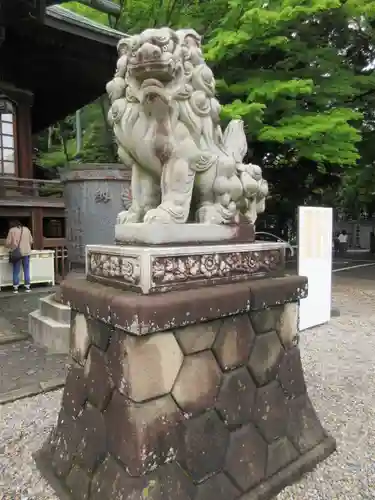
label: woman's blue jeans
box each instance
[12,255,30,287]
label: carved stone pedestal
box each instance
[85,241,285,295]
[37,274,335,500]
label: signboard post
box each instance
[298,206,333,331]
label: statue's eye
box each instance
[162,44,169,52]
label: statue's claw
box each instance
[116,209,142,224]
[143,207,173,223]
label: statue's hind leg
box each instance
[195,166,241,224]
[143,157,195,224]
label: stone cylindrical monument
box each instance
[61,164,131,271]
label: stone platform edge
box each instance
[34,434,336,500]
[58,275,308,335]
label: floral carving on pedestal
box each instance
[151,249,282,285]
[88,252,140,284]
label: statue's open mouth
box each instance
[129,60,175,82]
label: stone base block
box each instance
[85,241,285,294]
[115,222,255,245]
[37,275,335,500]
[29,310,70,354]
[40,294,71,325]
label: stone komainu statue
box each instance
[106,27,268,225]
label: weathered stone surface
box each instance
[66,464,90,500]
[174,320,221,354]
[278,302,298,348]
[287,395,326,453]
[71,312,90,365]
[105,391,183,475]
[91,457,196,500]
[62,365,87,418]
[179,410,229,482]
[51,416,81,478]
[172,351,222,415]
[216,367,256,427]
[278,347,306,397]
[254,381,287,442]
[91,456,143,500]
[248,331,284,386]
[250,306,282,335]
[84,346,113,410]
[249,276,308,310]
[76,404,106,473]
[108,279,253,335]
[61,276,307,335]
[87,317,113,351]
[195,473,240,500]
[266,437,299,477]
[108,331,183,402]
[106,330,127,390]
[225,422,267,491]
[145,462,197,499]
[212,314,255,371]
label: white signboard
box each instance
[298,206,333,331]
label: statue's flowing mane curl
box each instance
[106,27,268,226]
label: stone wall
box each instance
[38,276,335,500]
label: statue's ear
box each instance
[187,29,202,47]
[176,29,202,47]
[117,36,131,55]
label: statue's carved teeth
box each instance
[141,79,164,89]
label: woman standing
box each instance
[5,220,33,293]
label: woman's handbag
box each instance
[9,227,23,264]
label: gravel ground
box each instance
[0,283,374,499]
[277,282,375,500]
[0,390,61,499]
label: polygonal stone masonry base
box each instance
[37,278,335,500]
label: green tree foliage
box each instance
[36,0,375,230]
[337,75,375,217]
[205,0,375,229]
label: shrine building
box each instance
[0,0,122,274]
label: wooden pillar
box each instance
[32,207,43,250]
[17,102,33,179]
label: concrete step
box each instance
[39,294,71,325]
[29,310,70,354]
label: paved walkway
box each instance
[0,288,68,404]
[0,288,54,344]
[0,341,68,404]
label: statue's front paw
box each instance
[143,207,172,223]
[116,210,141,224]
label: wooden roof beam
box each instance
[48,0,121,18]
